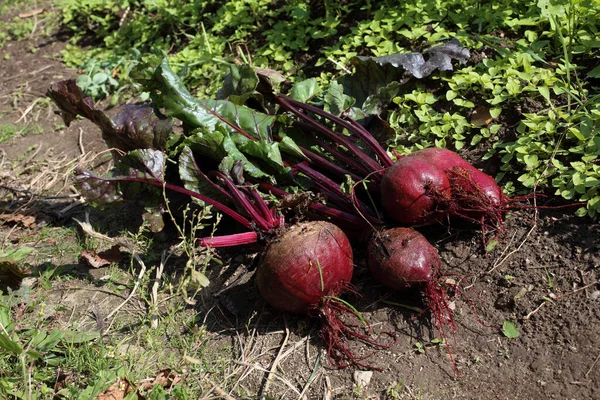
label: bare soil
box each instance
[0,8,598,400]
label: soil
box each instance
[0,6,599,400]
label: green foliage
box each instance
[0,124,43,145]
[501,321,520,339]
[55,0,600,215]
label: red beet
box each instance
[382,148,511,233]
[407,147,507,210]
[256,221,354,314]
[368,227,457,370]
[381,156,451,226]
[368,227,440,290]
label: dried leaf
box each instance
[0,213,36,228]
[80,244,121,268]
[97,377,133,400]
[0,247,34,287]
[138,369,181,391]
[53,371,74,393]
[471,106,493,126]
[18,8,48,18]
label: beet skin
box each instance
[256,221,354,314]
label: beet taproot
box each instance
[256,220,354,314]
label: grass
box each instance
[0,248,236,398]
[0,123,43,145]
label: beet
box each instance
[256,221,354,314]
[255,220,394,369]
[381,148,513,234]
[380,156,451,226]
[368,227,440,290]
[368,227,457,371]
[407,147,507,209]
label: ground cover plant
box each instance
[0,0,599,398]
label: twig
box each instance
[523,301,546,320]
[488,224,536,274]
[261,317,290,399]
[585,352,600,378]
[119,7,131,26]
[0,148,6,170]
[105,260,146,322]
[150,250,167,328]
[234,361,300,395]
[5,65,53,82]
[50,286,129,300]
[206,377,236,400]
[323,376,332,400]
[78,128,85,155]
[279,337,309,362]
[15,98,41,123]
[559,280,600,298]
[58,198,85,217]
[327,57,351,74]
[579,269,589,297]
[23,143,42,166]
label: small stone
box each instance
[590,290,600,300]
[353,370,373,388]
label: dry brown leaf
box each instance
[0,213,36,228]
[97,378,133,400]
[138,369,181,391]
[80,244,121,268]
[0,263,33,287]
[18,8,49,18]
[471,106,493,127]
[53,371,75,393]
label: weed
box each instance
[0,123,43,145]
[386,381,405,399]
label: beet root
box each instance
[380,157,451,226]
[256,221,394,369]
[385,147,516,234]
[256,220,354,314]
[368,228,456,370]
[367,227,440,290]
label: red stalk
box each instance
[278,96,393,168]
[199,231,259,247]
[259,183,377,227]
[295,162,379,224]
[275,96,382,173]
[129,178,253,229]
[212,171,274,231]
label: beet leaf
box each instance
[141,58,304,175]
[46,80,172,157]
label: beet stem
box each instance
[199,231,259,247]
[279,95,393,168]
[299,144,364,182]
[133,179,253,229]
[213,171,274,231]
[259,183,372,227]
[295,162,380,224]
[275,96,382,173]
